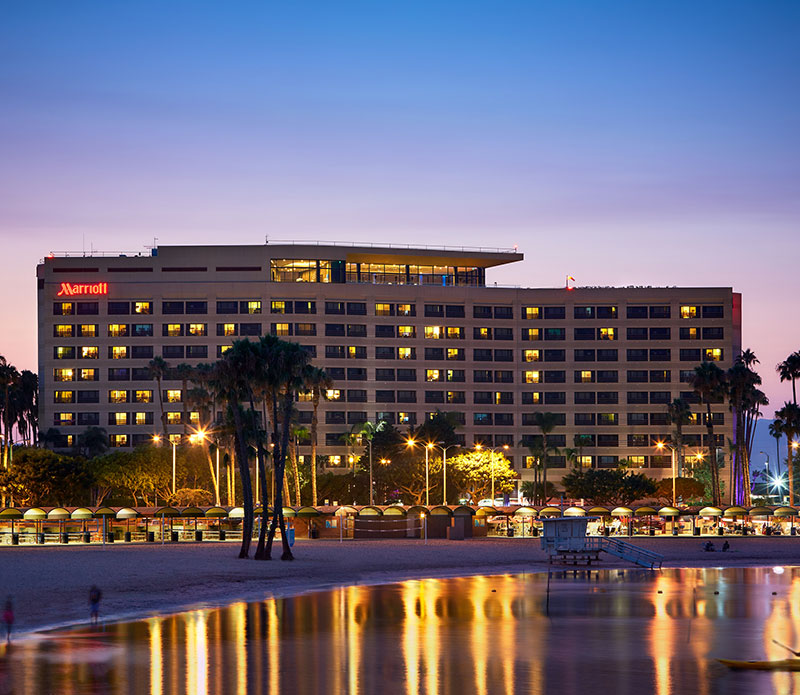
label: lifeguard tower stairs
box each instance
[540,517,663,569]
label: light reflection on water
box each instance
[3,567,800,694]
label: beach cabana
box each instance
[429,506,453,516]
[634,506,657,516]
[748,506,772,517]
[698,506,723,517]
[658,506,680,517]
[204,507,229,518]
[357,506,383,517]
[70,507,94,520]
[334,505,358,516]
[154,506,180,540]
[538,507,561,518]
[1,508,23,541]
[773,506,797,517]
[228,507,245,519]
[382,506,407,517]
[453,505,476,517]
[23,507,46,521]
[611,507,633,517]
[514,506,538,517]
[723,506,747,518]
[474,506,497,517]
[181,506,205,539]
[116,507,139,520]
[47,507,70,520]
[563,506,586,517]
[297,506,321,518]
[587,506,611,517]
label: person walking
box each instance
[89,586,101,626]
[2,597,13,643]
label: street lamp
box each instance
[153,434,177,496]
[656,441,677,508]
[190,428,221,507]
[474,443,509,503]
[406,439,434,507]
[431,442,458,505]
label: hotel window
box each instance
[54,390,74,403]
[702,305,724,318]
[597,370,618,383]
[474,327,491,340]
[168,434,181,445]
[166,389,182,403]
[271,301,290,314]
[110,346,128,359]
[134,390,153,403]
[680,327,700,340]
[598,413,618,425]
[325,301,345,315]
[425,326,443,339]
[187,323,207,336]
[76,302,99,315]
[522,392,542,404]
[474,349,492,362]
[544,328,565,341]
[398,326,416,338]
[134,412,152,426]
[445,305,465,318]
[627,456,646,468]
[446,327,464,339]
[218,345,232,356]
[577,370,595,383]
[650,327,671,340]
[703,327,724,340]
[57,412,75,426]
[164,323,183,337]
[186,301,208,314]
[347,324,366,337]
[109,390,129,404]
[270,259,330,283]
[522,328,541,341]
[80,346,99,359]
[626,306,648,319]
[375,303,394,316]
[494,328,513,341]
[295,323,316,336]
[575,306,595,319]
[650,370,671,383]
[189,412,200,425]
[425,304,444,318]
[398,412,415,425]
[398,347,415,360]
[494,370,513,383]
[523,370,541,384]
[79,324,98,337]
[217,300,239,314]
[446,391,465,404]
[346,302,366,315]
[239,323,261,336]
[375,325,395,338]
[242,300,262,314]
[523,306,541,320]
[325,389,342,401]
[294,301,315,314]
[108,301,130,315]
[575,392,595,404]
[163,346,184,359]
[577,456,593,468]
[216,323,236,337]
[426,369,442,382]
[574,413,595,426]
[376,368,395,381]
[54,302,74,315]
[54,368,74,382]
[397,304,415,316]
[327,455,343,468]
[680,305,698,319]
[443,348,462,362]
[627,327,648,340]
[376,347,395,360]
[110,434,129,448]
[446,369,465,382]
[598,328,616,341]
[704,348,723,361]
[111,412,128,426]
[649,306,670,319]
[543,306,565,320]
[54,346,75,359]
[574,328,594,341]
[108,324,128,337]
[597,306,617,319]
[106,368,126,382]
[397,368,416,381]
[348,346,367,359]
[132,323,153,337]
[649,349,671,361]
[133,301,152,315]
[54,324,74,338]
[167,412,182,425]
[272,323,292,337]
[326,345,346,359]
[78,368,98,381]
[523,349,540,362]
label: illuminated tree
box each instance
[447,450,516,503]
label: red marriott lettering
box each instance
[57,282,109,297]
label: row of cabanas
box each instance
[2,503,798,522]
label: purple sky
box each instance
[1,1,799,420]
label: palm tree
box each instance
[0,357,20,473]
[358,420,386,505]
[306,367,332,506]
[774,403,800,505]
[289,424,311,506]
[148,356,170,440]
[531,411,560,506]
[175,363,194,436]
[777,352,800,405]
[690,362,727,506]
[769,419,783,482]
[666,398,692,478]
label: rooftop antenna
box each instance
[82,233,86,257]
[265,235,269,245]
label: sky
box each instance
[1,1,798,462]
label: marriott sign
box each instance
[56,282,109,297]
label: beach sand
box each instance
[2,536,800,634]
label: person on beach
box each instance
[2,598,13,643]
[89,586,101,626]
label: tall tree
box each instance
[666,398,692,477]
[148,356,170,440]
[690,362,727,506]
[774,402,800,505]
[531,411,560,505]
[0,356,20,473]
[777,352,800,405]
[306,367,332,506]
[769,419,784,481]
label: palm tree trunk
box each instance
[291,439,302,506]
[231,407,254,558]
[706,403,719,506]
[541,435,548,505]
[156,377,168,440]
[788,439,796,506]
[311,397,320,506]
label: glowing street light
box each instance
[474,443,509,503]
[153,434,177,496]
[656,441,678,508]
[406,439,434,507]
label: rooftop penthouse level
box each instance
[43,242,524,288]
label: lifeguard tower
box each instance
[540,517,663,569]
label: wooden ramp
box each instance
[584,536,663,569]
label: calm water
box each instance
[3,567,800,695]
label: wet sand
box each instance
[2,536,799,634]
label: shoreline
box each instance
[3,536,800,638]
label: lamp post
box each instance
[475,443,509,503]
[656,441,677,508]
[153,434,177,496]
[406,439,434,507]
[431,442,457,505]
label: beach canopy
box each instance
[180,506,204,518]
[587,506,611,517]
[406,506,429,517]
[296,506,321,518]
[70,507,94,520]
[0,508,23,520]
[563,507,586,517]
[453,505,476,516]
[204,507,228,518]
[723,506,747,517]
[94,507,116,517]
[429,506,453,516]
[334,506,358,516]
[748,506,773,517]
[773,506,797,517]
[514,506,538,517]
[538,507,561,517]
[228,507,245,519]
[634,506,657,516]
[154,506,180,517]
[47,507,70,520]
[698,506,723,517]
[611,507,634,518]
[658,506,680,517]
[475,506,498,517]
[23,507,46,520]
[357,506,383,517]
[116,507,139,520]
[382,506,407,517]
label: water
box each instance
[2,567,800,694]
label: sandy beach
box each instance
[2,536,800,635]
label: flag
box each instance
[568,276,575,281]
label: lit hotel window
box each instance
[475,327,490,340]
[523,306,541,320]
[54,369,74,381]
[580,371,594,383]
[81,346,99,359]
[134,412,148,426]
[167,412,182,425]
[108,324,128,337]
[113,413,128,426]
[528,392,542,404]
[54,347,73,359]
[680,305,698,319]
[111,346,128,359]
[189,412,200,425]
[133,301,151,315]
[326,389,341,401]
[166,323,183,337]
[219,345,232,355]
[297,390,313,402]
[426,370,441,382]
[424,326,443,339]
[54,324,73,337]
[704,348,723,361]
[135,390,153,403]
[54,391,74,403]
[524,371,541,384]
[375,303,393,316]
[577,456,592,468]
[59,302,74,315]
[245,301,261,314]
[109,390,128,404]
[166,390,182,403]
[79,324,97,337]
[446,349,463,361]
[58,413,75,426]
[398,326,415,338]
[398,412,411,424]
[169,434,181,445]
[328,455,342,467]
[222,323,236,336]
[523,328,541,341]
[523,350,540,362]
[78,369,97,381]
[271,301,288,313]
[447,327,464,339]
[627,456,645,468]
[188,323,207,336]
[397,304,414,316]
[398,348,414,360]
[274,323,291,336]
[599,328,616,341]
[111,434,128,448]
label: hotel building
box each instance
[37,243,741,483]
